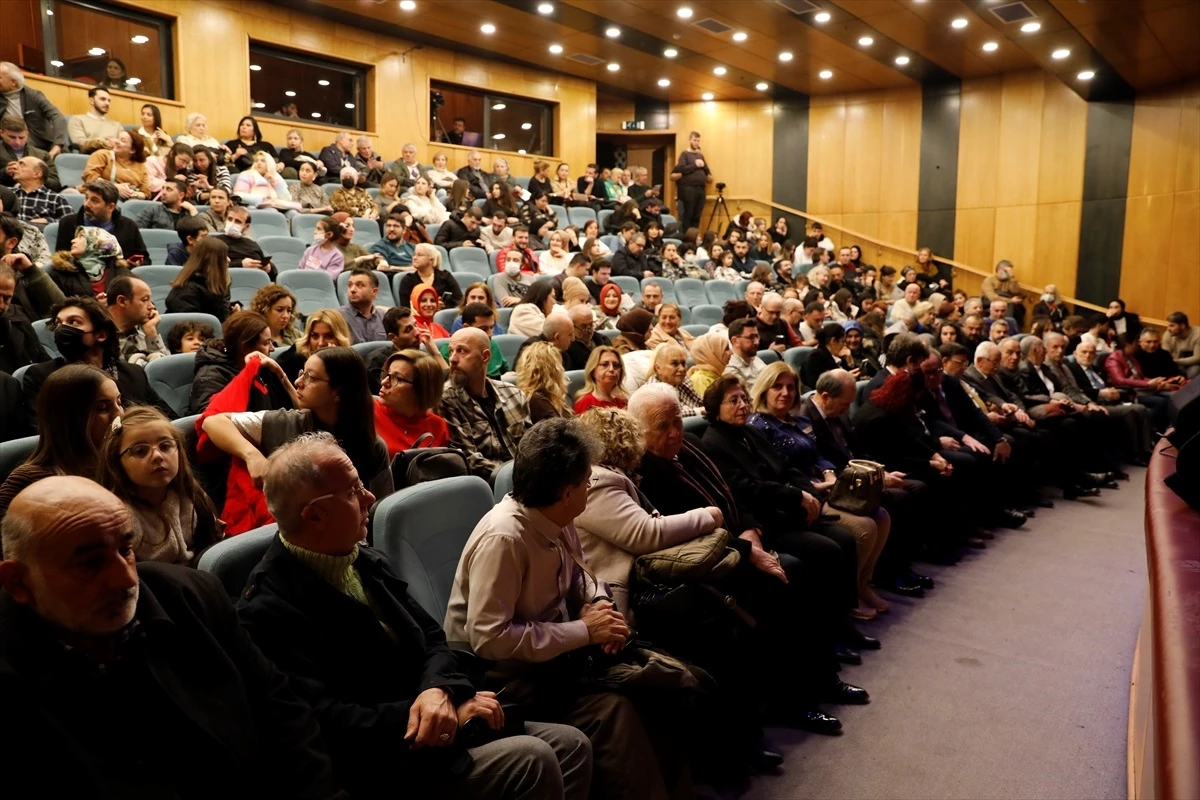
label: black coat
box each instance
[432,217,482,251]
[611,248,656,278]
[190,343,239,415]
[48,253,133,300]
[394,270,462,310]
[22,356,176,428]
[0,313,49,376]
[0,372,30,442]
[0,564,342,799]
[800,347,839,391]
[940,375,1004,446]
[166,274,232,322]
[799,397,854,471]
[54,209,149,264]
[849,400,937,476]
[213,234,274,279]
[237,539,477,797]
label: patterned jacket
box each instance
[439,378,530,479]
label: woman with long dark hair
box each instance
[191,145,232,203]
[224,115,277,174]
[136,103,174,158]
[166,237,233,320]
[189,310,291,414]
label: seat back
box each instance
[682,324,710,338]
[247,209,289,238]
[611,275,641,302]
[492,334,528,368]
[660,213,677,230]
[565,369,586,402]
[433,308,458,328]
[704,281,736,306]
[196,524,278,598]
[132,265,183,309]
[277,271,340,316]
[55,153,88,188]
[0,435,38,484]
[492,460,515,504]
[120,199,157,222]
[43,222,60,246]
[157,313,224,347]
[600,234,622,253]
[290,214,325,241]
[783,346,814,376]
[449,247,491,277]
[31,319,60,358]
[682,416,708,436]
[352,341,393,362]
[567,207,596,228]
[674,278,707,309]
[688,304,723,326]
[372,475,494,621]
[597,209,614,232]
[351,218,380,246]
[758,349,781,365]
[230,268,270,308]
[549,204,569,229]
[852,379,870,416]
[137,228,179,250]
[258,235,308,258]
[145,353,197,417]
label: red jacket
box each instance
[1104,349,1152,390]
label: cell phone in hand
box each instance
[127,254,145,266]
[775,334,786,345]
[261,255,273,267]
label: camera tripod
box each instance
[705,188,731,234]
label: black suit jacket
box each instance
[1016,360,1063,405]
[637,439,762,539]
[850,400,937,475]
[0,564,340,799]
[962,365,1022,409]
[0,312,49,376]
[941,375,1004,446]
[800,397,854,471]
[0,87,67,151]
[456,166,493,200]
[611,248,655,278]
[237,539,476,796]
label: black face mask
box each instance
[341,178,355,189]
[53,324,93,362]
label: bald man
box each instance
[0,476,340,798]
[565,303,606,371]
[441,328,531,480]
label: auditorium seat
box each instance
[513,176,530,190]
[351,341,392,361]
[598,329,620,343]
[682,324,710,338]
[450,272,480,293]
[145,353,196,417]
[497,307,512,328]
[63,194,84,214]
[487,250,500,273]
[278,271,340,315]
[54,153,88,189]
[611,276,641,302]
[131,265,182,308]
[120,199,157,221]
[492,334,527,368]
[290,213,325,241]
[852,379,870,416]
[449,247,491,278]
[351,217,380,246]
[597,209,613,232]
[674,278,707,309]
[157,313,224,347]
[705,281,736,306]
[43,222,58,246]
[372,475,494,621]
[257,236,307,258]
[433,308,458,329]
[641,277,676,304]
[784,346,815,375]
[600,235,622,253]
[196,523,278,598]
[758,349,781,364]
[139,229,179,250]
[0,435,38,484]
[733,279,750,297]
[689,304,723,327]
[568,207,596,228]
[566,369,586,402]
[661,213,677,230]
[426,222,441,242]
[549,204,568,229]
[683,416,708,436]
[247,209,290,238]
[30,319,59,358]
[230,268,270,308]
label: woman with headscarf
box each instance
[232,151,299,213]
[611,306,652,355]
[594,282,624,331]
[688,330,732,398]
[841,320,881,380]
[50,227,130,298]
[409,284,450,340]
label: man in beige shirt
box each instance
[444,417,674,800]
[67,87,123,154]
[980,259,1030,328]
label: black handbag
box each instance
[389,433,469,490]
[827,458,885,516]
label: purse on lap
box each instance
[827,459,886,516]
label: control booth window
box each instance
[431,81,553,156]
[4,0,175,98]
[249,43,366,130]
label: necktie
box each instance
[937,389,954,422]
[963,381,989,413]
[1086,368,1104,391]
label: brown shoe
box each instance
[850,605,877,621]
[861,588,890,613]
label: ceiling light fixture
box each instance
[126,78,141,85]
[814,12,831,23]
[253,102,265,109]
[311,112,321,118]
[702,92,714,101]
[895,55,910,65]
[50,60,63,67]
[951,18,968,29]
[677,7,693,18]
[549,44,563,54]
[493,133,506,140]
[518,149,527,154]
[250,64,261,71]
[88,47,106,56]
[521,122,533,130]
[607,63,620,71]
[733,31,748,42]
[664,48,678,57]
[605,27,620,38]
[480,23,496,34]
[344,103,355,109]
[858,36,873,46]
[1077,70,1095,80]
[1052,48,1070,59]
[318,79,330,86]
[713,66,726,75]
[819,69,833,79]
[285,90,296,97]
[658,78,671,87]
[755,81,769,91]
[45,7,52,13]
[1021,21,1041,32]
[779,51,794,61]
[537,2,554,13]
[400,0,416,9]
[131,35,149,44]
[492,103,507,110]
[982,41,998,52]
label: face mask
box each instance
[1041,293,1054,304]
[53,325,92,362]
[223,221,243,238]
[505,263,522,278]
[341,178,355,189]
[999,269,1012,280]
[313,232,327,245]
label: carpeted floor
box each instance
[741,472,1148,800]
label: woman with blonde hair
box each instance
[749,362,892,616]
[574,345,627,414]
[645,303,695,350]
[250,283,300,346]
[232,151,299,212]
[644,342,704,417]
[538,230,573,276]
[176,113,226,152]
[688,331,732,398]
[275,308,352,382]
[405,176,450,225]
[517,341,572,423]
[394,242,461,310]
[425,152,456,191]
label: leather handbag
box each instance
[632,528,740,585]
[827,459,886,516]
[389,433,468,490]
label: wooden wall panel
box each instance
[597,96,635,132]
[667,100,774,219]
[1120,81,1200,325]
[1037,80,1089,206]
[806,103,846,217]
[843,103,883,214]
[1033,202,1084,295]
[955,79,1002,210]
[995,74,1045,208]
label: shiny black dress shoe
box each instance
[792,709,843,736]
[821,680,871,705]
[906,570,935,590]
[1085,472,1116,487]
[998,508,1028,528]
[1064,485,1101,500]
[845,630,881,650]
[1114,469,1131,480]
[883,577,926,598]
[751,749,785,772]
[835,644,862,665]
[967,537,988,549]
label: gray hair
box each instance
[628,382,681,427]
[0,263,17,285]
[815,368,854,398]
[0,63,25,89]
[1043,331,1067,347]
[762,291,783,310]
[1019,335,1042,356]
[184,112,206,132]
[339,166,358,180]
[0,508,35,563]
[511,418,602,508]
[355,135,372,148]
[337,130,353,143]
[974,341,1000,363]
[413,242,440,269]
[24,158,48,182]
[262,432,343,535]
[542,313,571,340]
[402,142,417,153]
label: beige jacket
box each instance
[574,466,717,615]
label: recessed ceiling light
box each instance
[779,51,794,61]
[131,35,149,44]
[982,41,998,52]
[492,103,507,110]
[605,27,620,37]
[285,90,296,97]
[702,92,714,101]
[250,64,261,71]
[50,60,63,67]
[318,79,330,86]
[951,18,968,29]
[88,47,105,56]
[400,0,416,9]
[1077,70,1095,80]
[755,81,769,91]
[126,78,141,85]
[480,23,496,34]
[1052,48,1070,59]
[537,2,554,13]
[45,7,52,13]
[858,36,873,46]
[677,7,693,18]
[253,102,265,109]
[344,103,355,109]
[607,63,620,71]
[521,122,533,130]
[658,78,671,87]
[895,55,910,65]
[713,66,726,75]
[814,12,831,23]
[493,133,506,140]
[733,31,748,42]
[1021,21,1041,32]
[664,48,678,58]
[311,112,321,118]
[518,149,527,154]
[819,69,833,79]
[549,44,563,54]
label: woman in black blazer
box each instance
[801,322,849,389]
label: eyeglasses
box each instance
[296,369,328,384]
[381,372,413,388]
[722,394,750,407]
[120,439,179,460]
[304,479,369,509]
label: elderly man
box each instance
[54,179,149,264]
[756,291,800,352]
[0,476,341,797]
[237,434,592,800]
[391,142,429,191]
[445,418,677,800]
[565,304,605,371]
[725,317,766,385]
[887,283,922,324]
[0,64,67,157]
[441,327,530,480]
[980,259,1029,327]
[0,212,62,320]
[611,232,654,279]
[318,131,357,184]
[10,156,69,223]
[513,313,572,372]
[106,275,169,366]
[354,136,386,185]
[2,116,60,190]
[67,88,123,154]
[743,281,765,314]
[134,176,197,230]
[457,151,493,199]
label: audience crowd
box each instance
[0,60,1194,797]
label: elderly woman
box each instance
[1032,284,1067,330]
[644,303,694,351]
[233,151,298,212]
[330,167,378,219]
[574,345,627,414]
[644,342,703,417]
[80,130,151,199]
[393,242,460,309]
[628,383,868,733]
[516,341,573,423]
[688,331,732,398]
[374,348,449,457]
[750,363,892,615]
[176,113,226,153]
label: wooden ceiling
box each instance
[300,0,1200,100]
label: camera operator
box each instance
[671,129,712,231]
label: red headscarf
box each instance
[410,284,449,338]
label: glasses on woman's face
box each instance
[381,371,413,388]
[120,439,179,460]
[296,369,328,385]
[722,393,749,407]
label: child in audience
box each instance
[300,218,345,277]
[167,320,215,354]
[97,407,224,565]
